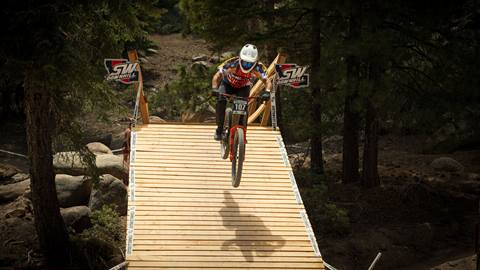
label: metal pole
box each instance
[270,75,278,131]
[367,252,382,270]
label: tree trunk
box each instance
[342,3,362,183]
[310,5,324,174]
[362,97,380,187]
[342,93,360,183]
[24,68,70,266]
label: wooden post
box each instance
[127,50,149,124]
[248,53,287,124]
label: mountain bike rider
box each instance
[211,44,272,141]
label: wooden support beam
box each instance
[248,53,287,124]
[128,50,150,124]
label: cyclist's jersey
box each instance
[218,57,268,89]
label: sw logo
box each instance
[104,59,139,84]
[275,64,310,88]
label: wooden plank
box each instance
[128,250,316,257]
[131,201,301,209]
[132,163,290,171]
[127,255,321,262]
[132,245,315,252]
[133,211,300,218]
[128,261,322,268]
[131,184,294,192]
[134,235,308,241]
[134,229,307,236]
[131,187,293,196]
[132,196,297,203]
[133,216,302,223]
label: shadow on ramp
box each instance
[219,190,285,262]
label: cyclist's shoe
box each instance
[214,128,222,141]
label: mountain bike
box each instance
[219,93,250,187]
[218,92,270,187]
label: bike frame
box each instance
[219,93,254,161]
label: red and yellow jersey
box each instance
[218,57,268,89]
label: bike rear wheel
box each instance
[220,108,232,159]
[231,128,245,188]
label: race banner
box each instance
[274,64,309,88]
[104,59,139,84]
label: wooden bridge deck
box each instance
[126,123,324,270]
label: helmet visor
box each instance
[241,60,255,71]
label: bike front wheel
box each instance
[231,128,245,188]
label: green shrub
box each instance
[297,171,351,236]
[80,205,123,247]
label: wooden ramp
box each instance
[126,123,324,270]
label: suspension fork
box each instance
[229,125,247,161]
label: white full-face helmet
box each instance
[239,44,258,73]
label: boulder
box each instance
[61,206,91,233]
[432,255,476,270]
[53,151,85,175]
[55,174,92,208]
[96,155,128,183]
[0,180,30,203]
[54,152,128,182]
[0,164,20,181]
[86,142,113,155]
[220,51,236,61]
[11,173,29,183]
[191,61,211,74]
[89,174,127,215]
[430,157,464,172]
[149,116,167,123]
[209,55,220,63]
[192,54,208,62]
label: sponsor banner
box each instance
[275,64,309,88]
[104,59,139,84]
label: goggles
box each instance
[241,60,255,70]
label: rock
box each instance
[147,48,158,54]
[209,55,220,63]
[430,157,464,172]
[89,175,127,215]
[96,155,128,183]
[55,174,92,208]
[61,206,91,233]
[220,51,236,61]
[84,133,113,148]
[149,116,167,123]
[11,173,29,183]
[5,208,26,218]
[191,61,211,74]
[432,255,476,270]
[181,108,214,123]
[0,164,20,181]
[139,57,149,63]
[192,54,208,62]
[0,180,30,203]
[53,151,85,175]
[86,142,113,155]
[54,152,128,183]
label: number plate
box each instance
[233,99,247,115]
